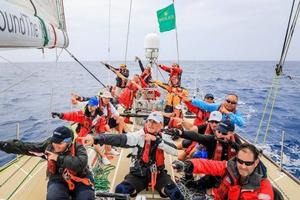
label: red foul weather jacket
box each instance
[190,158,274,200]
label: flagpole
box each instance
[173,0,180,65]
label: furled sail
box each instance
[0,0,69,48]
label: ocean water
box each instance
[0,60,299,179]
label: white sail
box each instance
[0,0,68,48]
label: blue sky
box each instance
[0,0,299,62]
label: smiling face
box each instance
[236,148,259,178]
[87,104,97,113]
[208,120,219,132]
[224,94,238,111]
[102,97,110,105]
[52,142,69,153]
[145,119,163,134]
[170,75,179,85]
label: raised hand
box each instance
[78,135,94,146]
[45,151,58,161]
[51,112,63,119]
[172,160,186,172]
[135,56,140,62]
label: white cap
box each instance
[99,90,113,99]
[208,111,222,122]
[147,111,164,123]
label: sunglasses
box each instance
[209,120,219,124]
[236,158,255,166]
[226,99,237,105]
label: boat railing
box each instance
[238,132,300,185]
[0,123,22,171]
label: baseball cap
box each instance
[204,93,214,99]
[216,121,235,135]
[208,111,222,122]
[87,97,99,106]
[99,90,113,99]
[51,126,73,143]
[147,111,164,123]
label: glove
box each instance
[51,112,63,119]
[172,160,194,173]
[172,160,186,172]
[169,128,182,138]
[0,141,4,149]
[135,56,140,62]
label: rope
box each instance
[35,15,49,47]
[155,63,167,83]
[0,72,37,95]
[124,0,133,65]
[7,159,44,200]
[257,0,299,144]
[254,75,276,143]
[282,2,300,65]
[263,76,280,143]
[29,0,49,47]
[64,48,107,88]
[276,0,300,75]
[93,164,115,191]
[0,55,29,73]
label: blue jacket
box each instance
[191,99,245,127]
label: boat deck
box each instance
[0,133,299,199]
[0,156,47,200]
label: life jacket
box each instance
[99,100,112,119]
[140,129,165,191]
[185,101,210,126]
[140,129,165,168]
[196,110,210,125]
[118,88,132,109]
[168,118,182,129]
[204,124,214,135]
[47,144,93,190]
[94,116,108,133]
[166,87,186,107]
[212,159,272,200]
[213,135,237,161]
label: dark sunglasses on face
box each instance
[209,120,219,124]
[226,99,237,105]
[236,157,255,166]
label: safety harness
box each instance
[47,144,94,190]
[140,129,164,192]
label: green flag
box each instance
[157,4,176,32]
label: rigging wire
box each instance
[281,1,300,66]
[124,0,133,65]
[173,0,180,65]
[0,55,29,73]
[107,0,112,85]
[64,48,107,88]
[0,72,37,95]
[256,0,299,144]
[276,0,300,75]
